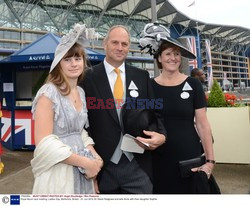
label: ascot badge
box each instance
[128,80,139,98]
[180,82,193,99]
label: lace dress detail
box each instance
[32,83,89,132]
[32,83,94,194]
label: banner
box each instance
[186,36,198,71]
[1,110,35,147]
[205,39,213,90]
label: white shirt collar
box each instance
[104,58,125,74]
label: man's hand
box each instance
[135,130,166,150]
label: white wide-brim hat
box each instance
[139,22,196,59]
[50,23,97,73]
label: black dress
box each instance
[152,76,206,194]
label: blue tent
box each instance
[0,32,104,70]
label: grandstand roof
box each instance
[1,32,104,63]
[93,0,250,46]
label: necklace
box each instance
[70,88,79,104]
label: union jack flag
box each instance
[204,39,213,90]
[186,36,198,71]
[0,103,3,155]
[1,110,35,148]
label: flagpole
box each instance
[196,21,202,68]
[151,0,157,22]
[188,0,201,68]
[151,0,160,77]
[191,0,202,68]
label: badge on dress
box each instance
[130,90,139,98]
[128,80,139,97]
[182,82,193,91]
[180,91,190,99]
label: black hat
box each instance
[139,22,196,59]
[120,103,158,138]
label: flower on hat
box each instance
[60,24,97,46]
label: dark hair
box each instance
[190,68,200,77]
[46,43,87,95]
[156,41,181,69]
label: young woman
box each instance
[31,24,103,194]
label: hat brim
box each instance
[49,31,83,73]
[50,48,69,73]
[121,105,158,138]
[160,36,196,60]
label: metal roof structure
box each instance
[1,32,104,63]
[0,0,249,56]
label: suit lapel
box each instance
[92,63,119,124]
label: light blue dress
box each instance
[32,82,94,194]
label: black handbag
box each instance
[179,155,205,178]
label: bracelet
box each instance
[206,159,216,164]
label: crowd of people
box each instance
[29,22,217,194]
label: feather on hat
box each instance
[50,23,97,73]
[139,22,196,59]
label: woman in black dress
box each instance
[139,23,215,194]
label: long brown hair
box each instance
[46,43,87,95]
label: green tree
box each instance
[208,80,227,107]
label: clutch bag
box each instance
[78,148,95,174]
[179,155,205,178]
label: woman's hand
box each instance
[135,130,166,150]
[191,162,214,178]
[84,158,102,179]
[86,145,104,169]
[95,155,104,169]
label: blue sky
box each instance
[169,0,250,29]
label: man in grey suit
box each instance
[81,25,166,194]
